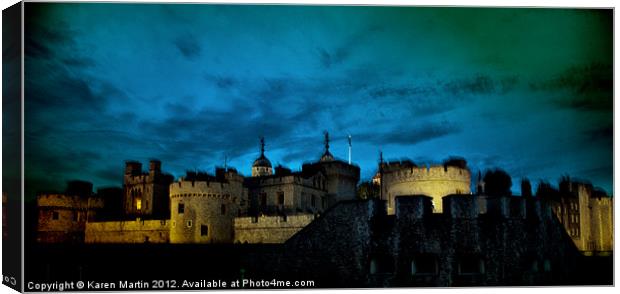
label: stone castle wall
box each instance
[551,183,614,254]
[84,219,170,243]
[321,162,360,204]
[233,213,316,244]
[382,165,471,214]
[587,196,613,252]
[247,174,328,215]
[36,194,89,243]
[280,196,579,287]
[169,178,245,243]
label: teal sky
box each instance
[24,4,613,199]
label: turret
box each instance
[320,131,334,162]
[252,137,273,177]
[125,161,142,176]
[149,159,161,174]
[476,170,485,195]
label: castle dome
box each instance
[253,154,272,168]
[252,137,273,177]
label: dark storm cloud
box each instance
[22,4,613,196]
[355,121,460,146]
[583,125,613,143]
[25,22,76,59]
[317,25,383,68]
[139,98,295,163]
[94,166,124,184]
[26,71,122,113]
[174,35,202,59]
[204,74,238,89]
[443,75,496,95]
[369,75,521,99]
[61,57,96,68]
[366,75,521,118]
[531,63,612,111]
[369,85,437,98]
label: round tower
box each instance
[169,172,245,243]
[381,158,471,214]
[252,137,273,177]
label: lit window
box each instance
[136,198,142,210]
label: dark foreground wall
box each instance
[25,197,612,289]
[280,196,612,287]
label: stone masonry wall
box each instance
[169,178,244,243]
[84,219,170,243]
[278,196,579,287]
[233,213,315,244]
[37,194,89,243]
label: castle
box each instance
[37,133,361,244]
[35,133,613,258]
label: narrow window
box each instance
[277,192,284,205]
[369,255,393,274]
[221,204,226,215]
[52,211,59,220]
[311,195,316,207]
[136,198,142,210]
[201,225,209,236]
[260,193,267,208]
[187,220,192,227]
[178,203,185,214]
[73,211,79,222]
[543,259,552,272]
[369,259,378,275]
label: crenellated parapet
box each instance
[381,162,471,214]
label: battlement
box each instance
[37,194,89,209]
[170,179,242,201]
[383,165,470,184]
[394,195,433,220]
[391,194,551,221]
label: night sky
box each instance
[24,4,613,199]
